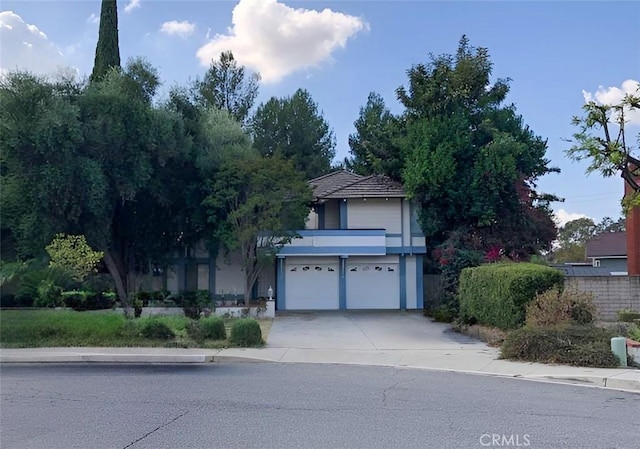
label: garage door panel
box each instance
[346,262,399,309]
[285,262,339,310]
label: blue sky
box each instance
[1,0,639,226]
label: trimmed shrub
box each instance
[230,318,262,347]
[617,310,640,323]
[629,325,640,342]
[501,324,618,367]
[187,316,226,341]
[62,291,115,311]
[139,320,175,340]
[526,287,596,327]
[458,263,564,330]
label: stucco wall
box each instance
[347,198,402,233]
[566,276,640,321]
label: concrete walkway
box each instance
[1,311,638,393]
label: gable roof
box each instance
[586,231,627,258]
[309,170,406,200]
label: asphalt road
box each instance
[1,362,638,449]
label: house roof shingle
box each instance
[586,231,627,258]
[308,170,405,200]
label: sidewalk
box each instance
[1,345,638,393]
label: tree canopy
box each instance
[348,36,559,259]
[196,50,260,126]
[0,61,219,307]
[203,150,312,304]
[90,0,121,82]
[252,88,336,179]
[566,85,640,210]
[344,92,402,179]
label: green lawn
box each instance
[0,309,271,348]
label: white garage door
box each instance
[346,260,399,309]
[285,260,339,310]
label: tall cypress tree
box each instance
[90,0,121,82]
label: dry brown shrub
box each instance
[526,287,596,327]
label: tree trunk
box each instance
[103,250,131,313]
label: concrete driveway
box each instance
[266,311,485,351]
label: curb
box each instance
[0,354,214,364]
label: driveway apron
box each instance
[266,311,486,351]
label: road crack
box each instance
[122,410,189,448]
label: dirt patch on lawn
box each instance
[454,323,507,347]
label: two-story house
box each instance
[164,170,427,310]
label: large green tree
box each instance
[204,149,312,305]
[90,0,121,82]
[566,86,640,209]
[252,88,336,179]
[344,92,402,179]
[196,50,260,126]
[0,61,218,308]
[394,36,558,257]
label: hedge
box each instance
[458,263,564,330]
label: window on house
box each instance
[593,259,601,268]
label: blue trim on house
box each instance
[386,246,428,255]
[317,204,326,230]
[339,256,347,310]
[278,246,386,256]
[399,255,407,310]
[386,233,403,238]
[400,198,405,246]
[416,255,424,309]
[276,257,285,310]
[296,229,385,237]
[339,199,348,229]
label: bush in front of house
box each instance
[187,316,226,341]
[458,262,565,330]
[525,287,596,327]
[177,290,213,319]
[230,318,262,347]
[500,324,618,368]
[138,319,176,340]
[62,291,115,311]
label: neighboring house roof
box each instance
[586,231,627,258]
[309,170,405,200]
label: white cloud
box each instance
[554,209,589,227]
[87,13,99,24]
[160,20,196,38]
[196,0,368,84]
[124,0,141,14]
[582,79,640,125]
[0,11,69,77]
